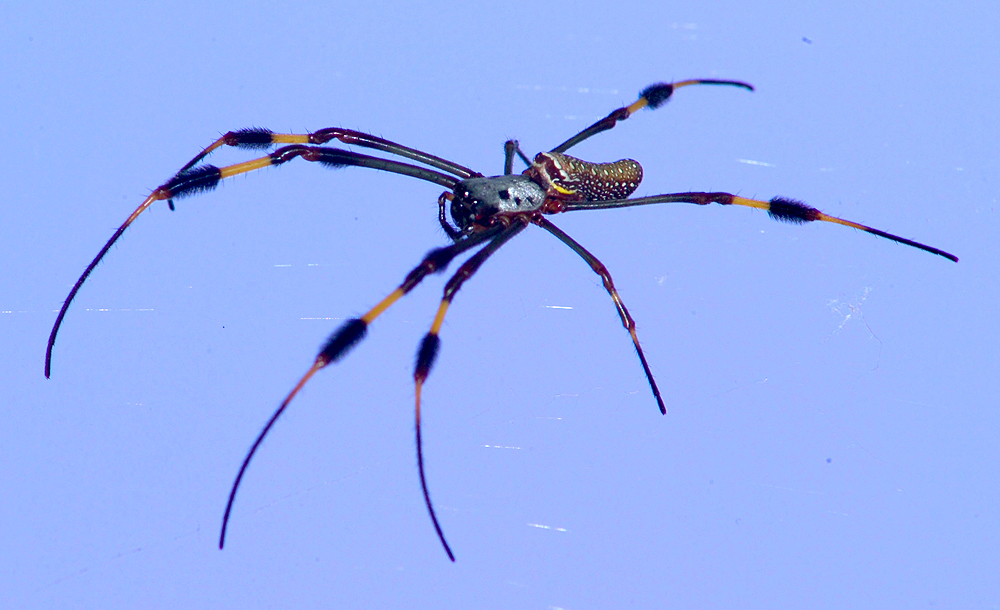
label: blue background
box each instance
[2,2,996,608]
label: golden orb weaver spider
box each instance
[46,78,957,562]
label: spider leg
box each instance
[181,127,480,179]
[551,79,753,155]
[46,146,462,378]
[503,140,533,174]
[412,216,530,561]
[45,196,156,378]
[561,192,958,262]
[503,140,516,175]
[533,216,666,414]
[219,223,508,550]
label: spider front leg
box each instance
[45,144,463,378]
[410,215,529,561]
[180,126,479,179]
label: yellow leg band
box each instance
[219,156,276,178]
[731,196,771,211]
[361,287,405,324]
[429,300,451,335]
[272,134,311,144]
[626,98,650,114]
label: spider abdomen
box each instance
[527,152,643,202]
